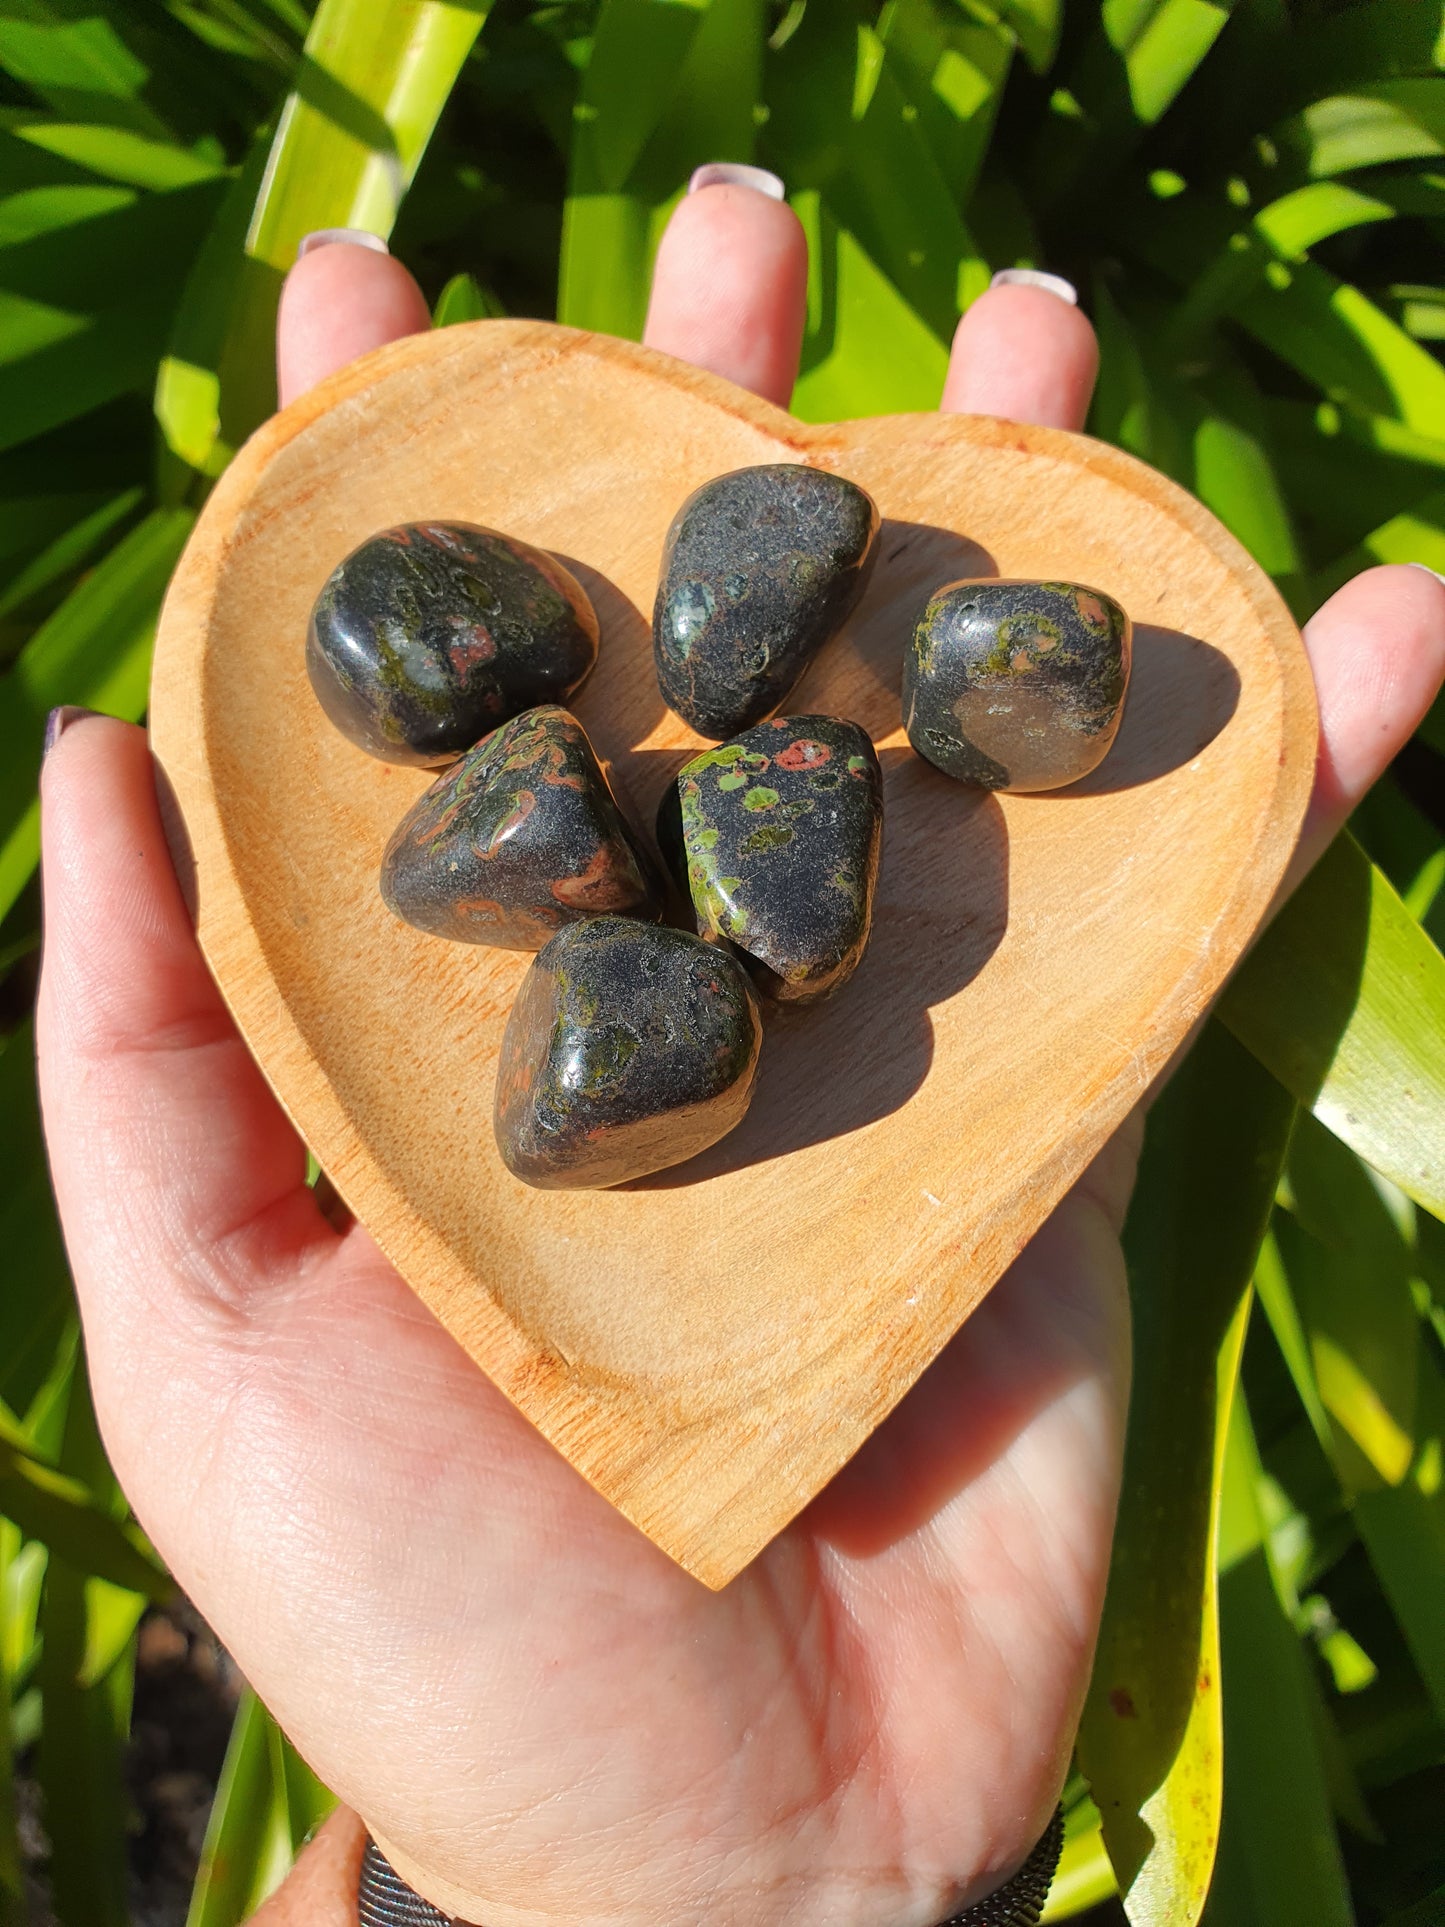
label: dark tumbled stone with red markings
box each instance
[308,521,598,767]
[670,715,883,1005]
[380,706,661,950]
[494,917,762,1188]
[903,578,1132,792]
[653,464,879,739]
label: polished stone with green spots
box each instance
[308,521,598,766]
[671,715,884,1005]
[380,706,661,950]
[493,917,762,1188]
[902,579,1132,792]
[652,464,879,739]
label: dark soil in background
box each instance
[18,1596,241,1927]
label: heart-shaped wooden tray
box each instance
[150,319,1315,1587]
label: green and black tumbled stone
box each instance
[652,464,879,739]
[307,521,598,767]
[672,715,883,1004]
[494,917,762,1188]
[380,706,661,950]
[902,578,1132,792]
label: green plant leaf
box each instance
[1033,0,1241,211]
[162,0,489,478]
[1220,833,1445,1222]
[1273,1115,1421,1491]
[789,194,951,419]
[35,1366,136,1927]
[0,1028,74,1420]
[559,0,765,339]
[1043,1800,1119,1919]
[247,0,489,267]
[1232,262,1445,437]
[1202,1394,1353,1926]
[0,1433,169,1600]
[1273,0,1445,110]
[186,1690,334,1926]
[0,1521,21,1922]
[432,268,498,324]
[0,112,226,188]
[1078,1021,1295,1927]
[1315,484,1445,599]
[884,0,1014,205]
[991,0,1061,74]
[0,505,193,925]
[1352,1344,1445,1725]
[1275,85,1445,180]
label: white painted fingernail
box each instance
[990,268,1079,306]
[296,227,390,261]
[1408,562,1445,586]
[688,163,786,202]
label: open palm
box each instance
[36,181,1445,1926]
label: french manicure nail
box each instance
[990,267,1079,307]
[1408,561,1445,586]
[295,227,390,262]
[688,162,786,202]
[43,706,98,762]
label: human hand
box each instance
[36,174,1445,1926]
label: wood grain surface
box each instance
[149,319,1316,1587]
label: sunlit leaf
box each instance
[1353,1346,1445,1724]
[432,268,498,325]
[1272,1116,1421,1491]
[1221,834,1445,1221]
[1079,1022,1295,1927]
[1203,1395,1353,1926]
[163,0,490,477]
[0,1434,169,1601]
[186,1690,335,1927]
[1043,1797,1119,1919]
[35,1367,135,1927]
[0,506,193,925]
[559,0,764,338]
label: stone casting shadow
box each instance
[627,746,1009,1186]
[1054,625,1241,797]
[552,554,668,751]
[807,519,998,719]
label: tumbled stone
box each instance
[653,464,879,739]
[494,917,762,1188]
[308,521,598,766]
[902,578,1132,792]
[672,715,883,1004]
[380,706,661,950]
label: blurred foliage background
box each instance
[1,0,1445,1922]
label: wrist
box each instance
[254,1808,1064,1927]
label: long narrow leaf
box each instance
[0,505,192,923]
[0,1437,169,1600]
[1220,834,1445,1221]
[162,0,489,477]
[1078,1021,1295,1927]
[186,1690,326,1926]
[36,1369,136,1927]
[1203,1395,1354,1926]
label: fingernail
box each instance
[1408,561,1445,586]
[295,227,390,262]
[688,162,786,202]
[990,268,1079,307]
[43,706,98,761]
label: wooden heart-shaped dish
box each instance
[151,320,1315,1587]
